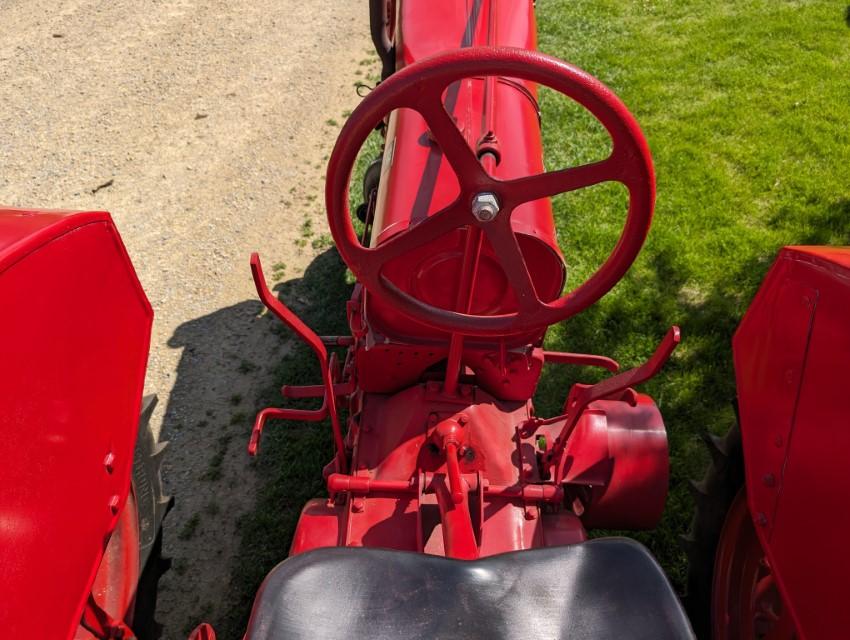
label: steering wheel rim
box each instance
[326,46,655,337]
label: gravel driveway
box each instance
[0,1,371,636]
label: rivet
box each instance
[352,498,365,513]
[108,495,120,514]
[103,452,115,474]
[762,473,776,488]
[756,512,768,527]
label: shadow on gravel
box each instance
[163,299,265,441]
[158,295,267,635]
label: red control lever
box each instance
[536,326,680,481]
[444,442,464,505]
[248,254,347,473]
[434,417,467,504]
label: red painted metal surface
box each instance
[283,372,670,559]
[289,499,342,554]
[0,208,152,639]
[734,246,850,640]
[396,0,537,67]
[332,383,545,557]
[188,623,217,640]
[558,395,670,530]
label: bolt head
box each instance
[103,451,115,474]
[471,192,500,222]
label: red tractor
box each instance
[2,2,848,639]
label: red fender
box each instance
[734,246,850,639]
[0,209,152,639]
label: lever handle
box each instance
[541,326,681,477]
[248,254,348,472]
[248,406,329,456]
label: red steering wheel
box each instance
[326,47,655,337]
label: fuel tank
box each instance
[366,0,566,342]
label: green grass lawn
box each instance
[536,0,850,588]
[219,1,849,634]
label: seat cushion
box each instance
[244,538,694,639]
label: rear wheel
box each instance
[131,395,173,639]
[76,396,172,640]
[712,490,797,639]
[684,421,797,639]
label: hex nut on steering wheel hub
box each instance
[471,192,500,222]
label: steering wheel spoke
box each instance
[505,155,622,206]
[417,89,487,187]
[365,201,469,274]
[482,221,541,314]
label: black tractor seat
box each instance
[244,538,695,639]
